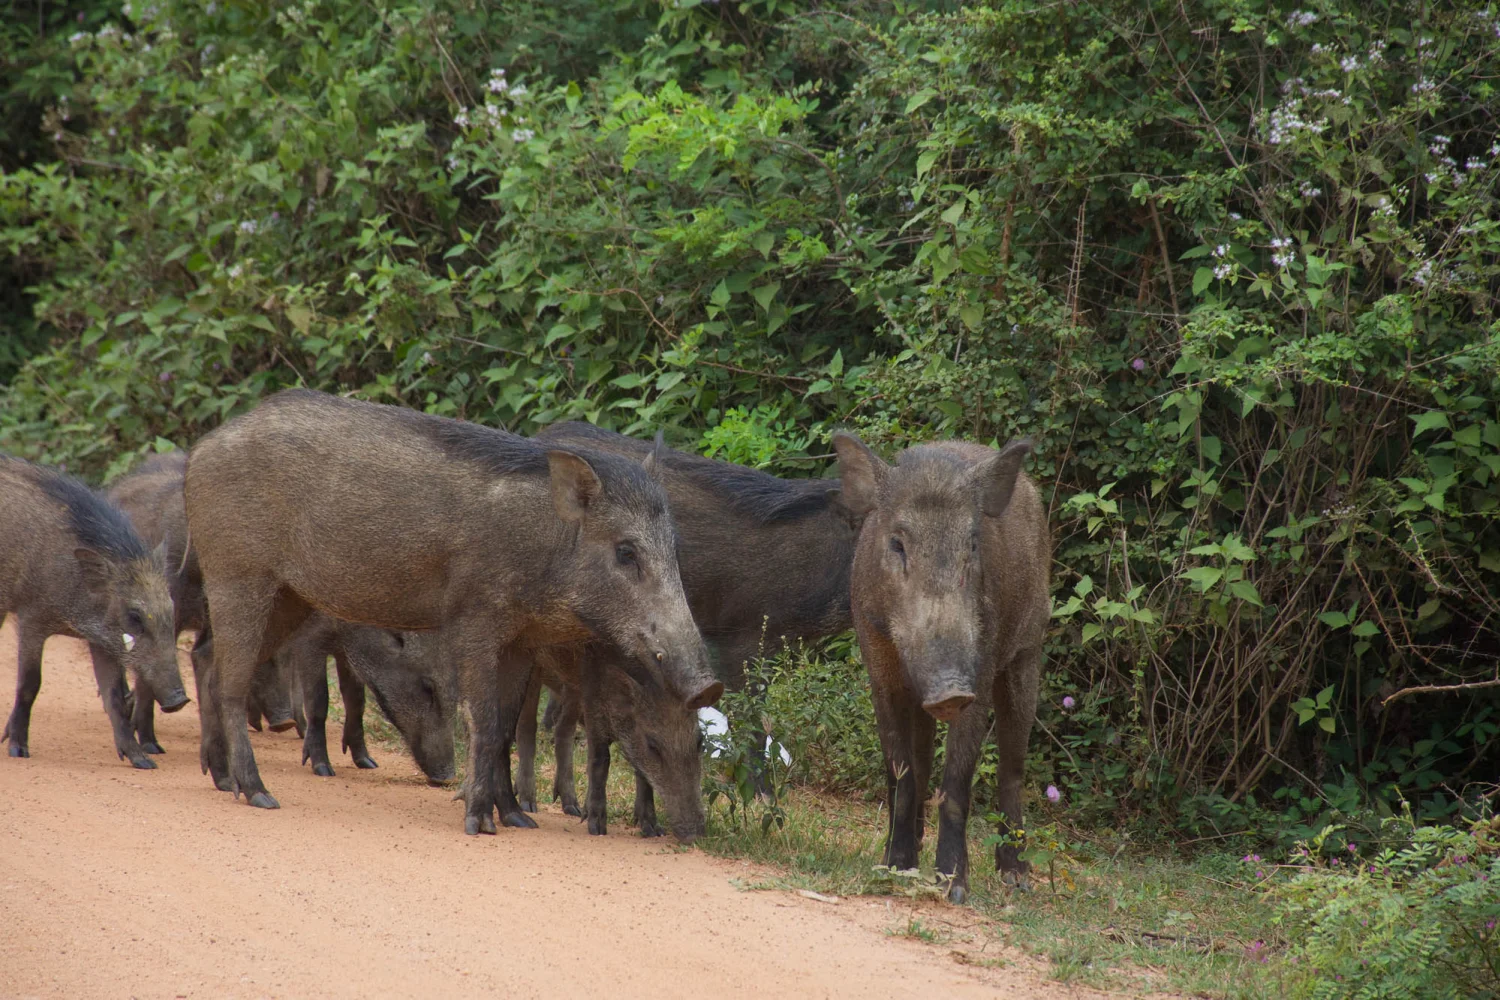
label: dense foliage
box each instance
[3,0,1498,844]
[1274,813,1500,999]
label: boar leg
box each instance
[584,728,612,836]
[991,646,1040,886]
[456,636,536,834]
[934,682,994,905]
[515,667,542,813]
[190,628,232,790]
[299,648,336,777]
[334,652,377,769]
[871,684,923,871]
[550,682,583,817]
[88,644,155,769]
[202,582,306,808]
[3,620,47,758]
[632,769,663,838]
[131,674,164,754]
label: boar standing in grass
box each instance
[109,451,440,774]
[523,421,860,808]
[834,433,1049,904]
[1,457,189,768]
[184,389,717,832]
[515,645,705,843]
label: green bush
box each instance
[1275,813,1500,999]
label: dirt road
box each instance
[0,624,1130,999]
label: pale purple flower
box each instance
[1045,784,1061,804]
[1062,696,1075,710]
[157,371,172,383]
[1131,358,1145,371]
[1347,843,1357,852]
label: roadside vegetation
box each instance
[6,1,1498,995]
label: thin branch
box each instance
[1383,676,1500,707]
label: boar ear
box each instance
[150,539,169,569]
[641,430,666,478]
[970,439,1031,518]
[823,488,865,532]
[74,547,114,595]
[546,450,603,524]
[831,432,888,520]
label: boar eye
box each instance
[125,609,146,632]
[419,676,436,698]
[888,537,905,557]
[615,543,638,568]
[390,632,406,649]
[646,736,662,757]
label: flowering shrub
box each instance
[1274,812,1500,999]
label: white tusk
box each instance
[122,633,136,652]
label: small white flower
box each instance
[509,83,528,98]
[1213,244,1229,258]
[1340,56,1360,72]
[69,31,88,43]
[1213,262,1233,280]
[1466,157,1486,171]
[421,351,434,366]
[453,107,469,128]
[1272,251,1295,269]
[487,77,508,94]
[511,128,535,143]
[1270,236,1292,250]
[1285,9,1318,27]
[484,103,500,120]
[238,219,258,234]
[228,263,242,278]
[108,126,117,136]
[1412,77,1437,95]
[1229,211,1242,221]
[1300,182,1322,197]
[1410,259,1433,286]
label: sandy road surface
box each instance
[0,622,1140,999]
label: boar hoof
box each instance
[7,744,28,758]
[129,755,158,770]
[560,801,582,818]
[464,812,497,836]
[519,798,537,813]
[267,719,298,734]
[213,775,234,792]
[499,810,537,829]
[1001,871,1032,893]
[312,762,335,777]
[587,815,606,836]
[352,755,378,770]
[945,883,968,906]
[140,740,165,755]
[638,820,665,838]
[247,791,280,809]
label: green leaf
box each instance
[940,199,966,225]
[958,303,982,331]
[750,283,779,312]
[828,349,844,378]
[1192,267,1214,295]
[1080,623,1102,643]
[1417,598,1441,620]
[1351,620,1380,638]
[1411,410,1450,437]
[1318,716,1336,734]
[1228,580,1264,606]
[710,281,731,308]
[1179,245,1213,260]
[285,306,314,335]
[1181,566,1224,591]
[905,89,938,114]
[1074,575,1094,598]
[1317,611,1349,629]
[915,150,939,179]
[611,372,648,389]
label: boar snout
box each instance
[922,690,976,722]
[157,687,191,712]
[673,814,707,844]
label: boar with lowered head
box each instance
[183,389,718,832]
